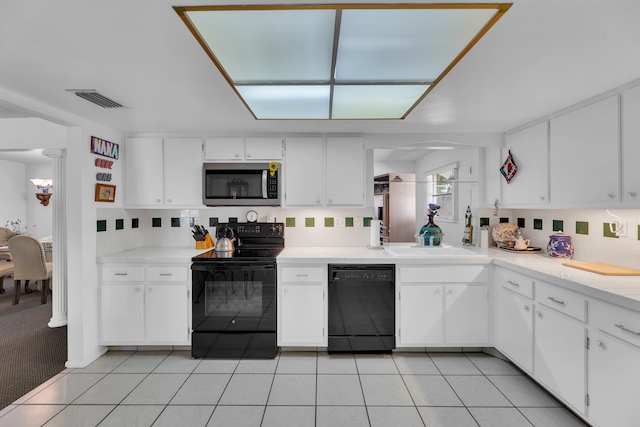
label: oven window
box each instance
[205,275,263,317]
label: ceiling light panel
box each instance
[333,85,430,119]
[336,8,498,82]
[237,85,330,119]
[176,4,510,120]
[186,9,335,83]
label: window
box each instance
[424,163,458,222]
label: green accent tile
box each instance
[97,220,107,232]
[285,217,296,227]
[552,220,564,232]
[638,224,640,240]
[131,218,139,229]
[603,222,619,238]
[345,217,354,227]
[576,221,589,235]
[324,217,334,227]
[364,217,373,227]
[209,217,219,226]
[479,217,490,227]
[499,217,510,223]
[305,217,315,227]
[115,219,124,230]
[171,217,181,227]
[152,218,162,227]
[533,219,543,230]
[517,218,525,228]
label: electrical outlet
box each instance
[616,221,628,237]
[355,217,364,228]
[335,218,345,228]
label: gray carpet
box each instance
[0,278,67,410]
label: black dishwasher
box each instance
[328,264,395,353]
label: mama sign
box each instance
[91,136,119,159]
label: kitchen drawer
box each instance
[146,266,188,282]
[281,266,324,283]
[399,265,488,284]
[592,302,640,348]
[495,268,534,299]
[536,281,587,322]
[101,265,145,282]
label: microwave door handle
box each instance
[262,170,268,198]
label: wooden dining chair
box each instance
[7,235,52,304]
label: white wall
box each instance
[0,159,26,228]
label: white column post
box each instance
[43,148,67,328]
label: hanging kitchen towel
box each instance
[500,150,518,183]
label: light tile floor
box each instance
[0,350,590,427]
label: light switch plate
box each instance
[355,217,363,228]
[335,218,345,228]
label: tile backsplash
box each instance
[479,208,640,269]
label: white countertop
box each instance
[97,246,211,264]
[97,244,640,312]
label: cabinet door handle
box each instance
[156,199,161,203]
[435,289,441,294]
[523,305,530,311]
[135,287,141,292]
[115,273,128,276]
[547,296,565,305]
[448,289,454,294]
[596,340,603,347]
[626,192,637,198]
[284,287,288,293]
[160,273,172,276]
[536,311,542,317]
[247,152,251,158]
[147,288,153,292]
[317,199,321,204]
[615,323,640,336]
[507,280,519,287]
[235,153,240,157]
[167,199,172,203]
[539,196,546,201]
[607,193,615,200]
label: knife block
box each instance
[196,234,215,249]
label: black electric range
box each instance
[191,222,284,358]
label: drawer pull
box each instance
[547,296,565,305]
[160,273,172,276]
[615,324,640,336]
[115,273,128,276]
[507,280,519,287]
[524,305,530,311]
[296,274,308,277]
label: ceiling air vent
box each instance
[66,90,123,108]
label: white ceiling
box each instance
[1,0,640,140]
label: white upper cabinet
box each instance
[622,84,640,206]
[550,95,620,205]
[125,137,164,206]
[163,138,204,206]
[204,137,283,161]
[284,136,365,207]
[325,137,364,206]
[284,137,324,206]
[125,137,203,207]
[502,121,549,205]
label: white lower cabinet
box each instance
[277,264,327,347]
[494,267,535,373]
[99,264,190,345]
[496,287,534,373]
[534,304,586,414]
[588,302,640,427]
[397,265,489,346]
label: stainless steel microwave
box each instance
[203,162,281,206]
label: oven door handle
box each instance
[192,263,275,272]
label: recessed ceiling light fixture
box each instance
[66,89,124,108]
[175,4,510,120]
